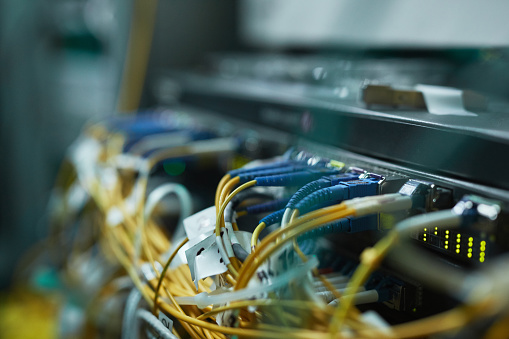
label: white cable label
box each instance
[185,233,227,290]
[161,232,211,269]
[113,154,150,173]
[99,167,118,191]
[125,180,145,215]
[183,206,216,238]
[66,183,89,212]
[158,312,173,332]
[106,207,124,227]
[140,262,163,281]
[231,231,252,253]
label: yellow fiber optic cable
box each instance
[236,207,355,290]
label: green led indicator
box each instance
[163,161,186,176]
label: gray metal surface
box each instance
[157,71,509,191]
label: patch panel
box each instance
[180,107,509,266]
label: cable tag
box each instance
[69,137,102,190]
[216,309,239,328]
[113,154,150,174]
[99,167,118,191]
[70,137,101,172]
[185,233,227,290]
[106,207,123,227]
[245,244,294,297]
[223,223,236,258]
[162,232,211,269]
[231,231,252,253]
[158,311,173,332]
[66,182,89,212]
[140,262,163,281]
[183,206,216,238]
[251,263,273,291]
[125,181,145,215]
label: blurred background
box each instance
[0,0,240,288]
[0,0,127,287]
[2,0,509,337]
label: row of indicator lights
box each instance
[480,241,486,263]
[423,228,487,262]
[423,227,443,236]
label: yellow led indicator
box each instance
[445,235,449,239]
[423,238,427,241]
[481,241,486,245]
[457,234,461,238]
[480,257,485,263]
[468,242,473,247]
[468,248,473,253]
[445,241,449,244]
[444,245,448,249]
[446,230,449,234]
[434,231,438,235]
[435,227,438,230]
[457,238,461,243]
[329,160,346,169]
[468,237,473,242]
[480,252,485,257]
[424,228,427,232]
[456,244,460,248]
[456,249,460,254]
[468,253,472,258]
